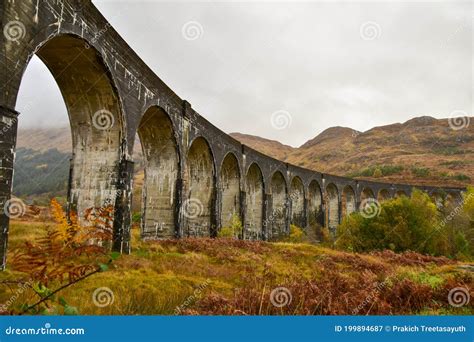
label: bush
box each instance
[411,167,430,177]
[336,189,473,258]
[373,168,383,178]
[287,225,306,243]
[132,212,142,224]
[347,165,404,178]
[453,174,471,182]
[218,213,243,238]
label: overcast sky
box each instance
[16,0,472,147]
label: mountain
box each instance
[17,127,72,153]
[229,132,296,161]
[231,116,473,187]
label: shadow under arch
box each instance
[183,136,216,237]
[290,176,305,227]
[219,152,241,230]
[244,163,264,240]
[28,34,126,218]
[269,170,288,239]
[308,180,323,226]
[137,105,180,239]
[378,189,391,202]
[325,183,339,231]
[360,187,376,204]
[342,185,356,217]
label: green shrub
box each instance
[218,213,243,238]
[411,167,430,177]
[373,168,383,178]
[132,212,142,224]
[287,225,305,243]
[347,165,404,178]
[335,189,472,258]
[335,187,474,260]
[452,174,471,182]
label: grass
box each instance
[347,165,404,178]
[0,220,473,315]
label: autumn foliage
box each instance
[1,199,118,315]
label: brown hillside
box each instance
[232,116,473,187]
[229,132,296,161]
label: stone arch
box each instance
[137,106,179,239]
[183,137,215,237]
[307,180,322,226]
[378,189,391,202]
[360,187,376,203]
[395,190,407,198]
[431,191,444,208]
[219,152,241,229]
[244,163,264,240]
[27,34,126,219]
[290,176,305,227]
[270,171,288,238]
[325,183,339,231]
[341,185,356,217]
[445,193,459,206]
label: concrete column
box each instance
[174,177,183,238]
[262,193,272,241]
[210,179,218,238]
[112,157,134,254]
[285,195,291,235]
[239,190,246,240]
[318,203,325,227]
[337,198,342,225]
[215,177,222,234]
[0,105,19,270]
[303,197,308,228]
[66,157,74,218]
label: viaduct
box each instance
[0,0,465,269]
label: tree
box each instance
[336,190,448,255]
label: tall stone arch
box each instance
[270,171,288,239]
[378,189,391,202]
[183,137,216,237]
[244,163,264,240]
[1,33,129,268]
[307,180,323,226]
[219,152,241,230]
[342,185,356,217]
[290,176,305,227]
[325,183,339,231]
[137,106,179,239]
[360,187,376,203]
[395,190,407,198]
